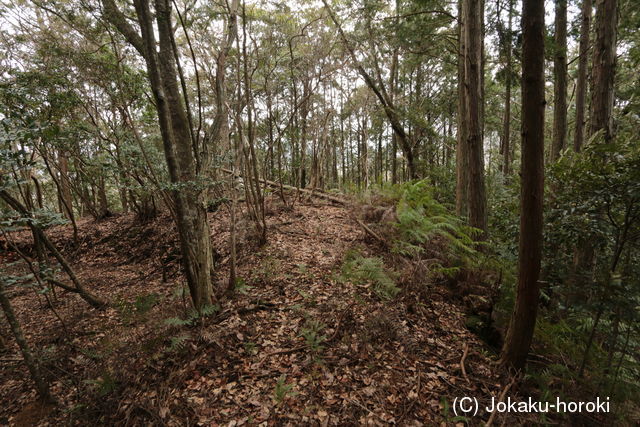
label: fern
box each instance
[84,370,118,396]
[392,179,480,271]
[197,304,219,317]
[164,317,192,327]
[234,277,253,295]
[273,375,297,404]
[300,318,327,353]
[164,304,220,327]
[341,251,400,300]
[168,333,190,352]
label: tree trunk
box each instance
[456,0,468,216]
[500,0,513,176]
[573,0,592,152]
[570,0,617,299]
[551,0,567,161]
[103,0,214,309]
[158,0,214,309]
[390,33,399,185]
[463,0,487,235]
[97,175,110,217]
[0,277,54,403]
[500,0,546,370]
[299,78,310,189]
[58,150,74,222]
[589,0,617,142]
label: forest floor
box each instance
[0,195,516,426]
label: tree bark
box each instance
[456,0,468,216]
[589,0,617,142]
[551,0,567,161]
[573,0,592,152]
[57,150,74,222]
[103,0,214,309]
[463,0,487,235]
[0,277,54,403]
[500,0,545,370]
[500,0,513,176]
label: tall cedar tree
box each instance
[456,0,468,216]
[459,0,487,235]
[500,0,545,370]
[573,0,592,151]
[551,0,567,161]
[589,0,618,142]
[500,0,514,176]
[575,0,618,377]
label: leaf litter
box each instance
[0,196,510,425]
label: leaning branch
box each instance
[0,190,108,309]
[220,168,348,205]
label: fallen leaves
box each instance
[1,199,504,425]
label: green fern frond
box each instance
[164,317,191,327]
[168,333,190,352]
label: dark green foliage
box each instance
[533,127,640,411]
[545,129,640,313]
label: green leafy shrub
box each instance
[233,277,253,295]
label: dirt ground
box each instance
[1,197,510,426]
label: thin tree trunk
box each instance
[551,0,567,161]
[610,325,632,392]
[456,0,469,216]
[0,277,54,403]
[500,0,513,175]
[58,151,74,221]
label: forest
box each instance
[0,0,638,424]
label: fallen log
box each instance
[220,168,348,205]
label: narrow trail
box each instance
[1,198,505,425]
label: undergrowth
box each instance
[340,250,400,300]
[392,180,481,276]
